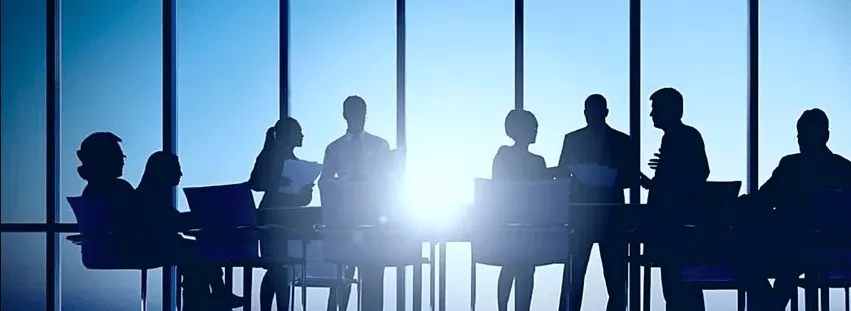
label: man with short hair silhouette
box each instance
[639,87,709,311]
[557,94,636,311]
[737,108,851,311]
[320,95,391,311]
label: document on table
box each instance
[280,159,323,194]
[569,163,619,188]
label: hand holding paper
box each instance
[280,159,323,194]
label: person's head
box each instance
[504,109,539,145]
[796,108,830,153]
[584,94,609,126]
[274,117,304,148]
[140,151,183,188]
[343,95,367,133]
[649,87,684,130]
[77,132,125,182]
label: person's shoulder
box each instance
[116,179,135,190]
[495,145,511,158]
[831,153,851,169]
[365,132,389,146]
[325,135,347,151]
[777,153,802,167]
[565,127,585,138]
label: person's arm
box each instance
[491,146,507,180]
[319,144,336,183]
[554,135,573,178]
[248,147,274,192]
[752,156,791,208]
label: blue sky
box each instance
[2,0,849,310]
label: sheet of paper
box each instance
[280,159,323,194]
[569,163,619,188]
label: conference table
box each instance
[256,203,646,311]
[238,203,844,311]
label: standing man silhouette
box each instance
[558,94,636,311]
[320,95,391,311]
[639,87,710,311]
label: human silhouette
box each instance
[319,95,391,311]
[77,132,137,228]
[557,94,635,311]
[137,151,243,310]
[639,88,710,311]
[248,118,314,311]
[491,109,548,311]
[736,109,851,311]
[76,133,240,311]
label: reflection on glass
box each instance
[407,0,514,309]
[641,0,747,309]
[524,1,630,309]
[290,2,398,309]
[1,233,46,311]
[175,0,279,308]
[59,1,163,223]
[759,2,851,309]
[1,0,47,223]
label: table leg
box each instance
[439,241,447,311]
[397,265,406,311]
[414,259,423,311]
[629,242,641,311]
[430,242,436,311]
[243,268,253,311]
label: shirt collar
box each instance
[345,131,366,141]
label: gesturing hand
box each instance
[648,152,662,170]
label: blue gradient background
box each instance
[2,0,849,310]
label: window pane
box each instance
[642,0,747,309]
[407,0,514,309]
[759,1,851,309]
[175,0,279,307]
[290,1,398,309]
[1,233,46,311]
[59,1,163,223]
[1,0,47,223]
[524,0,629,309]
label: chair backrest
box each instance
[67,196,113,236]
[318,180,419,266]
[319,180,400,228]
[184,182,257,229]
[806,189,851,232]
[67,196,141,269]
[288,240,342,279]
[472,178,572,227]
[688,181,742,227]
[470,178,572,266]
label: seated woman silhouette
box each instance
[248,118,314,311]
[136,151,243,310]
[492,110,548,311]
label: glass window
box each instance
[406,0,514,309]
[1,233,46,311]
[59,1,163,223]
[524,0,630,309]
[759,1,851,308]
[1,0,47,223]
[58,1,165,309]
[175,0,279,306]
[642,0,748,309]
[289,1,398,309]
